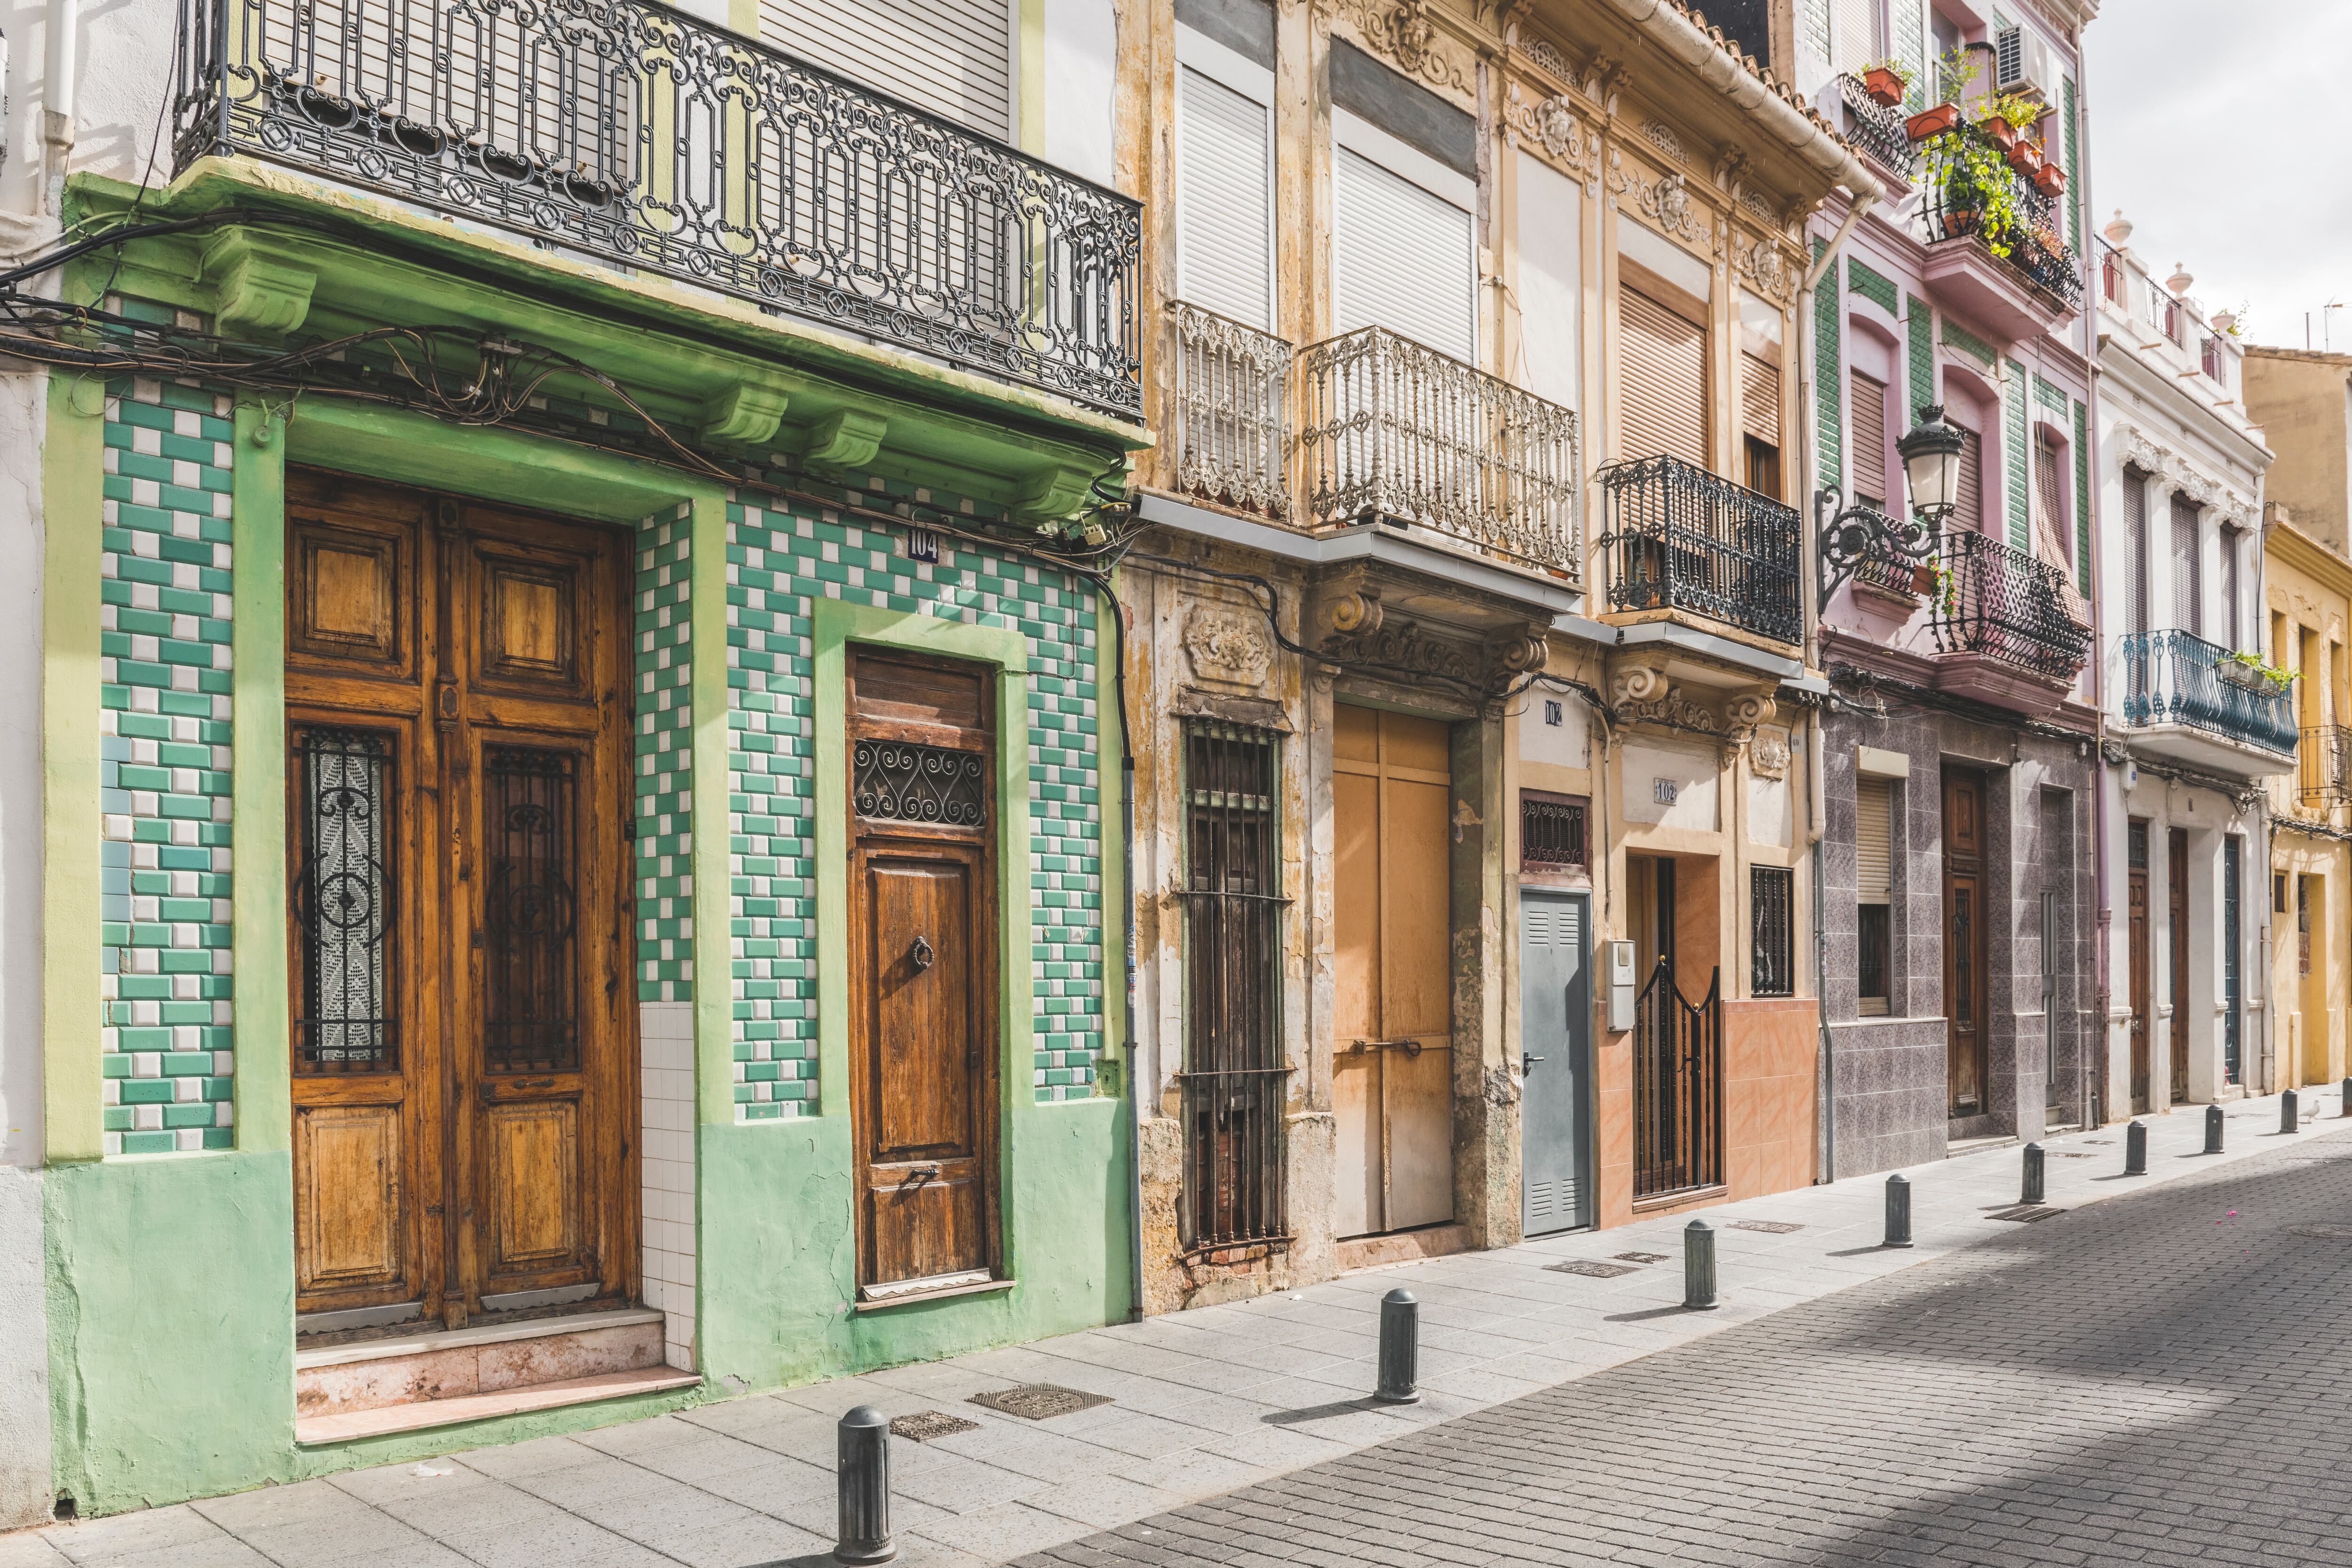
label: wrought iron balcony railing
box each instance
[1595,454,1802,646]
[2117,630,2296,756]
[1168,301,1292,517]
[2300,724,2352,806]
[1919,122,2084,317]
[1930,530,2090,680]
[1837,76,1917,182]
[172,0,1144,415]
[1297,326,1581,574]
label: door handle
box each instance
[910,935,935,972]
[1522,1054,1546,1072]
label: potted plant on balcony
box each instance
[2221,651,2296,693]
[2009,138,2045,178]
[1906,101,1961,140]
[1922,127,2026,259]
[1862,58,1913,107]
[2034,159,2068,198]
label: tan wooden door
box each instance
[2169,828,2190,1103]
[2128,820,2150,1114]
[1942,770,1988,1118]
[1332,704,1454,1238]
[847,650,999,1297]
[286,471,634,1328]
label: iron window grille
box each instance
[1632,959,1722,1198]
[853,740,989,827]
[170,0,1145,416]
[1179,722,1291,1254]
[292,727,397,1074]
[1520,791,1589,875]
[2303,725,2352,808]
[1751,867,1794,997]
[483,746,581,1074]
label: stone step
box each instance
[295,1307,669,1422]
[295,1365,700,1446]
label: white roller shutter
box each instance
[1334,145,1475,363]
[1856,779,1892,905]
[761,0,1013,140]
[1178,64,1273,332]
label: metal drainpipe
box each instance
[2078,55,2112,1131]
[1797,192,1873,1184]
[42,0,75,210]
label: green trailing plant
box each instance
[1863,57,1916,89]
[1980,90,2047,136]
[1930,560,1959,615]
[1922,126,2028,257]
[2222,649,2297,694]
[1934,44,1981,103]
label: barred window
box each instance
[1180,722,1290,1252]
[1520,791,1589,873]
[1751,866,1794,997]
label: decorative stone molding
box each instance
[1323,616,1483,685]
[1182,604,1275,692]
[2113,421,2258,529]
[1517,34,1573,84]
[1487,625,1552,679]
[1725,692,1777,731]
[1328,0,1475,96]
[1610,154,1709,249]
[1622,692,1722,732]
[1609,664,1667,706]
[1732,232,1798,305]
[1749,731,1792,779]
[1508,83,1597,175]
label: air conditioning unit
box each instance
[1994,25,2058,109]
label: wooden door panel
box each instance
[1332,772,1380,1041]
[484,1098,585,1278]
[1382,776,1452,1042]
[865,1165,984,1286]
[868,859,976,1157]
[2169,830,2190,1102]
[1943,772,1987,1117]
[294,1102,407,1299]
[1383,1043,1454,1230]
[1332,1048,1379,1237]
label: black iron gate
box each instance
[1632,958,1723,1198]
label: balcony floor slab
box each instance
[2118,722,2297,780]
[1921,238,2074,342]
[1931,650,2078,716]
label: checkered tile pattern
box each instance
[98,377,236,1155]
[636,504,695,1002]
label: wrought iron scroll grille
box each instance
[171,0,1144,415]
[1750,867,1793,997]
[1168,300,1293,517]
[293,728,397,1073]
[1930,529,2091,681]
[1919,121,2084,316]
[853,740,987,827]
[1837,76,1918,181]
[2115,629,2295,757]
[483,747,580,1074]
[1632,959,1722,1198]
[1520,792,1589,872]
[2301,724,2352,807]
[1179,722,1291,1253]
[1596,454,1803,645]
[1296,325,1580,575]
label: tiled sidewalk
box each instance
[12,1090,2343,1568]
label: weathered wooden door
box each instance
[1333,704,1454,1238]
[2128,820,2150,1114]
[286,471,634,1328]
[847,650,999,1297]
[1942,771,1988,1117]
[2169,828,2191,1103]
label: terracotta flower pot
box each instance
[1946,209,1980,237]
[1905,103,1960,141]
[2034,162,2068,198]
[2009,140,2044,176]
[1863,67,1907,107]
[1911,564,1939,596]
[1981,115,2018,152]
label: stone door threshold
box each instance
[295,1307,667,1371]
[1337,1222,1470,1273]
[1947,1133,2020,1158]
[295,1366,700,1446]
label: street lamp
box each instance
[1818,403,1968,609]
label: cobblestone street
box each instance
[1030,1130,2352,1568]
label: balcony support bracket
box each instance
[1013,460,1099,529]
[697,382,793,451]
[199,229,317,341]
[805,409,889,475]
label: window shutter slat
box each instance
[1178,66,1273,332]
[1742,353,1781,447]
[1849,369,1888,505]
[2171,492,2202,636]
[1619,285,1708,465]
[1953,418,1983,533]
[1856,779,1892,905]
[1334,147,1475,362]
[760,0,1012,139]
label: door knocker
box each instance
[910,934,935,972]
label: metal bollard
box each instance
[2124,1120,2148,1175]
[2343,1076,2352,1117]
[834,1406,895,1565]
[2020,1142,2045,1205]
[1883,1173,1913,1248]
[1374,1288,1420,1404]
[2205,1103,2225,1154]
[2283,1089,2300,1134]
[1683,1219,1719,1310]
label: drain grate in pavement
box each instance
[1547,1260,1641,1278]
[968,1384,1112,1420]
[2053,1151,2094,1158]
[1988,1204,2067,1223]
[2285,1223,2352,1239]
[1613,1251,1670,1264]
[1727,1220,1805,1234]
[890,1411,982,1441]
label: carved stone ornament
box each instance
[1509,85,1596,174]
[1488,626,1552,678]
[1622,692,1722,732]
[1749,732,1792,779]
[1734,233,1798,305]
[1609,664,1667,706]
[1331,0,1473,95]
[1323,616,1483,685]
[1614,159,1709,249]
[1725,692,1777,731]
[1518,34,1573,83]
[2114,422,2258,529]
[1183,604,1275,691]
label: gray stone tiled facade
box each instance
[1820,705,2098,1179]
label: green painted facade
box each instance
[39,161,1147,1518]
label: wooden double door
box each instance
[286,472,635,1328]
[1333,705,1455,1239]
[1942,770,1989,1118]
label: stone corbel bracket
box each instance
[1012,459,1100,530]
[803,408,888,476]
[697,381,793,451]
[199,229,318,341]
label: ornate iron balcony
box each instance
[1296,325,1581,576]
[1836,76,1917,183]
[2117,629,2296,756]
[1919,122,2084,317]
[2300,724,2352,806]
[1168,301,1292,517]
[171,0,1144,416]
[1595,454,1801,646]
[1931,530,2090,681]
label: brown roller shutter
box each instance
[1856,779,1893,904]
[1952,418,1983,533]
[1849,369,1889,508]
[1741,353,1782,447]
[1619,285,1708,466]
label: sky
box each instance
[2087,0,2352,351]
